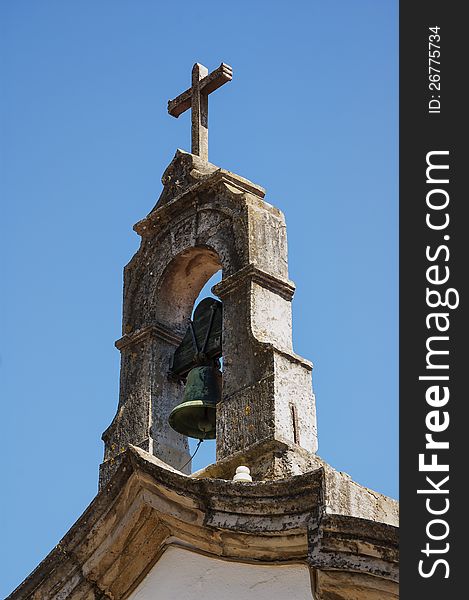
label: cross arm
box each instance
[167,63,233,118]
[199,62,232,95]
[168,88,192,118]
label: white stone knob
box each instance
[232,465,252,483]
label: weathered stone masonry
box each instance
[101,149,318,485]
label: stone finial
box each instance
[232,466,253,483]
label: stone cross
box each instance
[168,63,232,161]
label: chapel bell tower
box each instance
[99,62,318,486]
[9,62,398,600]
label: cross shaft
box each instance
[168,63,232,161]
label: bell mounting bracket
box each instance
[169,298,222,379]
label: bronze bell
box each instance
[168,364,222,440]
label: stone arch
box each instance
[122,202,243,337]
[152,245,222,332]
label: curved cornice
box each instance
[8,447,398,600]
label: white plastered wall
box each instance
[128,545,315,600]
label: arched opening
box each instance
[188,269,222,472]
[154,246,221,335]
[156,247,223,473]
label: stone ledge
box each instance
[115,322,183,350]
[213,263,296,301]
[309,514,399,582]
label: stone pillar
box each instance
[214,265,317,460]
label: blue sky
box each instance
[0,1,397,596]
